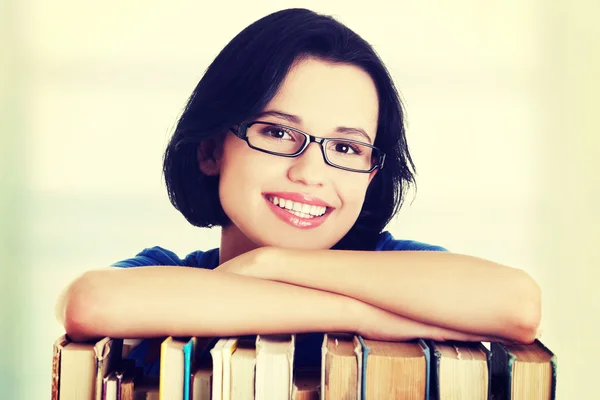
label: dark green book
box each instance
[490,339,557,399]
[428,340,492,399]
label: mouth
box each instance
[263,192,334,228]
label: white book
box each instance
[210,338,229,400]
[221,338,239,400]
[255,334,296,400]
[230,338,257,400]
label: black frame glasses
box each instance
[230,121,386,173]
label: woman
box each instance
[57,8,541,373]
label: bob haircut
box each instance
[163,8,416,251]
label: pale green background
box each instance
[1,0,599,398]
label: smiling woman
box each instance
[56,7,541,377]
[214,58,381,252]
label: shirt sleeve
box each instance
[376,231,449,252]
[110,246,186,268]
[384,240,449,252]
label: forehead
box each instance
[264,57,379,139]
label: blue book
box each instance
[183,338,197,400]
[358,336,430,400]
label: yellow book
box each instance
[159,337,187,400]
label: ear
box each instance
[197,138,223,176]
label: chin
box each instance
[254,231,341,250]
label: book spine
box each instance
[535,340,557,400]
[357,336,369,400]
[158,337,172,400]
[428,340,441,400]
[51,340,64,400]
[490,342,515,400]
[482,343,492,400]
[353,336,363,400]
[417,339,430,400]
[320,334,327,400]
[183,339,195,400]
[288,335,296,399]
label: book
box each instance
[359,337,430,400]
[491,339,556,399]
[221,338,239,400]
[52,335,122,400]
[189,337,217,400]
[292,368,320,400]
[183,337,198,400]
[254,334,296,400]
[429,340,491,399]
[320,333,361,399]
[191,359,213,400]
[159,337,187,399]
[230,338,257,400]
[52,333,556,399]
[115,359,141,400]
[210,338,228,400]
[102,371,119,400]
[120,372,135,400]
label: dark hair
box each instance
[163,8,416,251]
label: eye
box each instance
[262,127,294,140]
[332,141,362,155]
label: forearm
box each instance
[61,266,356,342]
[256,248,541,343]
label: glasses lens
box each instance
[246,123,306,155]
[325,139,376,171]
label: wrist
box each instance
[249,246,281,280]
[342,296,364,334]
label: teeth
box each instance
[290,210,313,219]
[268,196,327,217]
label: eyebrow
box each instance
[254,110,373,144]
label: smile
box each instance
[263,193,333,229]
[268,196,327,218]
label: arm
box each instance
[243,248,542,343]
[58,266,351,342]
[56,264,504,343]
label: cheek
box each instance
[337,175,371,211]
[217,144,283,217]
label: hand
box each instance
[352,300,503,343]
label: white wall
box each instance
[2,0,598,398]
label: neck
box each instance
[219,224,260,264]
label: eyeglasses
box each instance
[230,121,385,173]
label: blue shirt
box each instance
[111,231,447,376]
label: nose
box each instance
[287,142,327,186]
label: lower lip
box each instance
[264,197,331,229]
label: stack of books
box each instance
[51,332,557,399]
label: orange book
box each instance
[52,335,122,400]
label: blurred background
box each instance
[1,0,598,398]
